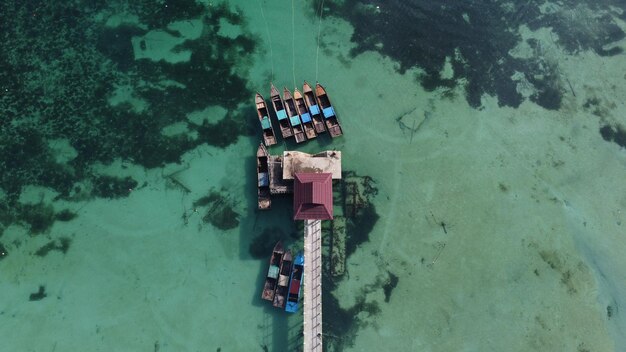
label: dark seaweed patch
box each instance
[194,190,240,231]
[0,1,256,235]
[606,304,616,319]
[599,124,626,148]
[345,204,379,257]
[382,271,399,303]
[96,25,147,71]
[323,275,382,350]
[55,209,77,222]
[91,175,138,199]
[128,0,207,30]
[203,205,239,231]
[195,108,255,149]
[29,285,47,301]
[530,86,561,111]
[34,237,71,257]
[316,0,624,109]
[19,203,56,235]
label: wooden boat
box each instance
[285,252,304,313]
[256,93,277,147]
[261,241,284,301]
[303,81,326,134]
[270,83,293,139]
[272,250,293,308]
[293,88,317,140]
[315,83,343,138]
[283,88,306,143]
[256,143,271,210]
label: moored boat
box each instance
[256,143,271,210]
[272,250,293,308]
[270,83,293,139]
[303,81,326,134]
[261,241,284,301]
[283,88,306,144]
[285,252,304,313]
[294,88,317,140]
[315,83,343,138]
[256,93,277,147]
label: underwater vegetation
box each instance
[599,124,626,149]
[194,189,240,231]
[342,171,380,257]
[0,1,258,235]
[314,0,626,110]
[34,237,72,257]
[28,285,47,301]
[318,171,383,350]
[324,269,402,350]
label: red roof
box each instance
[293,173,333,220]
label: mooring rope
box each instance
[291,0,297,89]
[315,0,325,83]
[259,0,274,82]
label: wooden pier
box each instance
[303,219,323,352]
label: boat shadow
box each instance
[278,131,339,151]
[239,147,303,351]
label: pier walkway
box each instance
[303,219,323,352]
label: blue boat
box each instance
[283,87,307,144]
[303,81,326,134]
[315,83,343,138]
[285,252,304,313]
[294,88,317,140]
[270,83,293,139]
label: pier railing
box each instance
[303,219,323,352]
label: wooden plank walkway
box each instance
[303,219,323,352]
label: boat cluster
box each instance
[261,241,304,313]
[256,81,343,147]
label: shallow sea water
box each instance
[1,1,625,351]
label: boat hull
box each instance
[257,143,271,210]
[285,252,304,313]
[315,83,343,138]
[270,84,293,139]
[294,88,317,140]
[256,93,277,146]
[283,88,307,144]
[273,250,293,309]
[303,81,327,134]
[262,242,284,301]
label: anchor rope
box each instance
[259,0,274,82]
[315,0,325,83]
[292,0,297,89]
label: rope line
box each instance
[259,0,274,82]
[315,0,325,83]
[292,0,297,89]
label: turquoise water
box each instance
[1,1,625,351]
